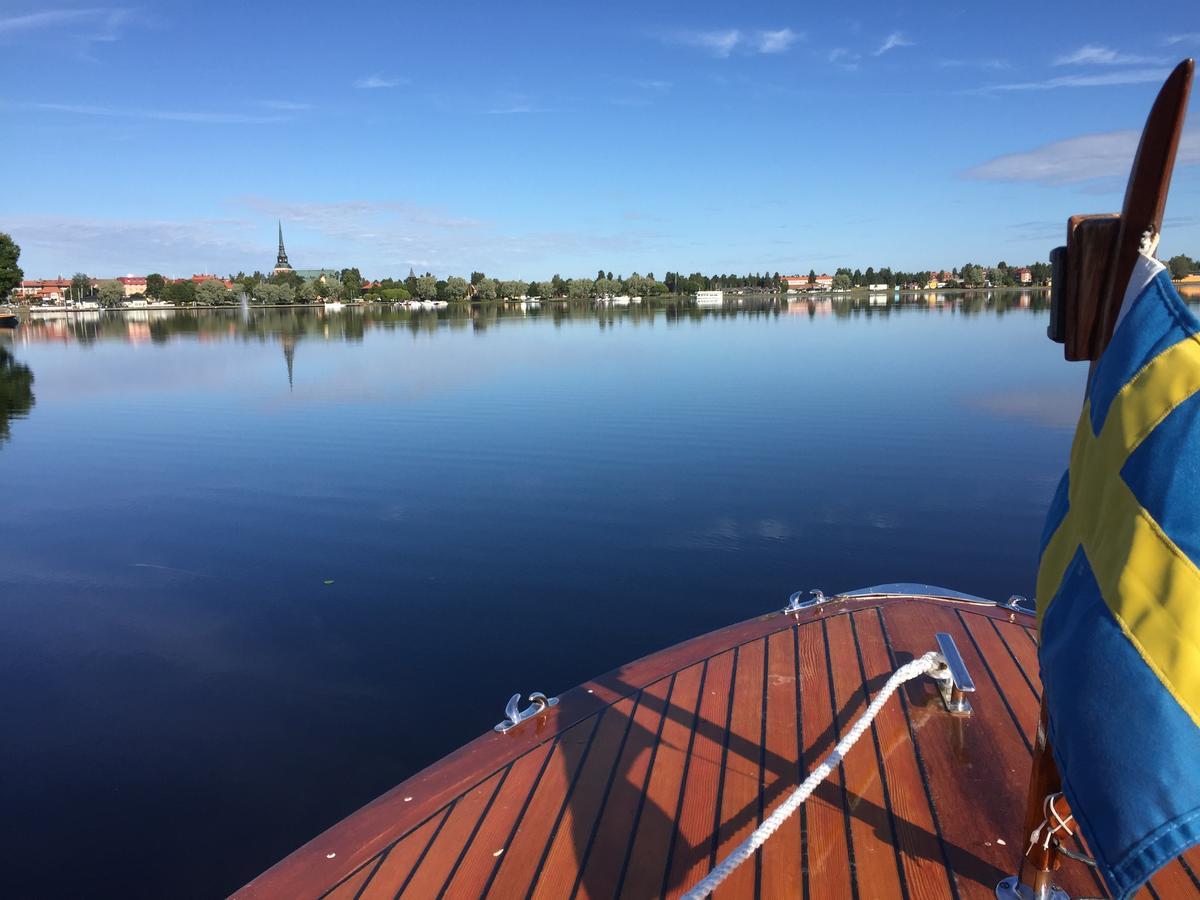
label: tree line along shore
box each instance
[4,232,1198,309]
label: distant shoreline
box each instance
[10,285,1062,314]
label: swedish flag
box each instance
[1038,252,1200,898]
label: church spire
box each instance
[274,220,293,273]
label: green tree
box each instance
[1168,255,1196,280]
[97,280,125,308]
[71,273,93,303]
[315,277,342,300]
[296,281,318,303]
[253,282,294,305]
[960,264,984,287]
[145,273,166,300]
[475,277,498,301]
[470,271,486,286]
[568,278,595,299]
[0,233,23,300]
[444,276,469,301]
[167,280,197,305]
[414,275,438,301]
[195,279,232,306]
[270,270,303,290]
[340,267,362,299]
[832,272,852,291]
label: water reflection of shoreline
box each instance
[7,291,1077,348]
[0,345,35,445]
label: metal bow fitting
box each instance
[931,632,976,715]
[1001,594,1035,615]
[494,691,559,733]
[783,589,827,614]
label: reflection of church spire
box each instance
[282,335,296,390]
[274,220,293,273]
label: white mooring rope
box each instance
[681,650,944,900]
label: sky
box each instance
[2,0,1200,280]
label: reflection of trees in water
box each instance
[0,346,35,444]
[11,292,1059,351]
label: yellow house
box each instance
[1177,273,1200,284]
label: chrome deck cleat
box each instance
[932,632,976,715]
[783,588,830,614]
[494,691,559,733]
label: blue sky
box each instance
[2,1,1199,280]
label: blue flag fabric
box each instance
[1037,256,1200,898]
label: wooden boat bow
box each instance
[235,62,1200,900]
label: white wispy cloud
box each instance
[939,58,1009,70]
[829,47,861,70]
[758,28,800,54]
[978,68,1171,92]
[6,214,264,278]
[672,28,742,57]
[259,100,312,111]
[25,102,289,124]
[1053,44,1154,66]
[664,27,800,57]
[353,73,405,89]
[0,7,142,57]
[10,197,662,280]
[0,7,127,35]
[1165,33,1200,45]
[611,79,673,107]
[963,128,1200,185]
[232,196,655,276]
[873,32,912,56]
[484,92,546,114]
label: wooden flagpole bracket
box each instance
[1047,59,1193,362]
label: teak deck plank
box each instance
[758,628,803,899]
[1144,847,1200,897]
[245,595,1200,900]
[796,616,853,900]
[618,661,705,900]
[711,638,766,900]
[354,809,449,900]
[397,769,505,897]
[662,649,735,899]
[528,696,638,900]
[853,609,956,900]
[827,613,905,899]
[482,716,599,899]
[320,857,379,900]
[880,604,1040,900]
[575,674,673,898]
[440,738,557,899]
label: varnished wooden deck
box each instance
[238,596,1200,899]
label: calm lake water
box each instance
[1,295,1100,897]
